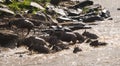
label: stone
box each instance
[0,8,15,15]
[30,2,44,10]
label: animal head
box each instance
[82,30,88,36]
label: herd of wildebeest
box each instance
[0,0,112,54]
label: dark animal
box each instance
[74,0,93,9]
[52,44,69,52]
[117,8,120,10]
[0,33,19,48]
[40,35,62,47]
[29,19,43,26]
[28,44,50,54]
[8,18,35,37]
[51,30,77,44]
[83,15,104,22]
[17,36,50,54]
[73,46,82,53]
[90,40,107,47]
[85,38,92,43]
[82,31,99,39]
[74,32,85,43]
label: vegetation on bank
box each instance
[0,0,51,14]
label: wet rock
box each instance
[0,4,8,8]
[30,2,44,10]
[67,8,82,16]
[82,31,99,39]
[73,46,82,53]
[56,16,72,23]
[73,0,93,9]
[54,8,67,16]
[0,8,15,15]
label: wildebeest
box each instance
[40,35,62,47]
[73,0,93,9]
[74,32,85,43]
[51,30,77,44]
[17,36,50,54]
[52,44,69,52]
[82,15,104,22]
[90,40,107,47]
[82,30,99,39]
[8,18,35,37]
[73,46,82,53]
[0,33,19,48]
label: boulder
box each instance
[54,8,67,16]
[30,2,44,10]
[0,8,15,15]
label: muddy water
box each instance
[1,0,120,66]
